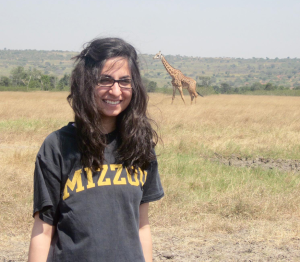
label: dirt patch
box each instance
[2,225,300,262]
[0,236,28,262]
[213,153,300,173]
[153,233,300,261]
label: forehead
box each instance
[101,57,130,75]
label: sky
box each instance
[0,0,299,58]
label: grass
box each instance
[147,93,300,237]
[150,94,300,160]
[155,152,300,220]
[0,85,30,91]
[0,92,300,256]
[243,89,300,96]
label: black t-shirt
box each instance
[33,122,164,262]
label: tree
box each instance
[197,76,211,87]
[57,73,71,90]
[233,87,240,93]
[0,76,11,86]
[265,83,274,90]
[40,75,55,90]
[10,66,29,86]
[294,85,300,90]
[147,81,157,93]
[141,76,150,88]
[220,82,232,94]
[26,68,42,89]
[250,82,263,91]
[30,68,42,79]
[213,85,220,93]
[50,76,57,89]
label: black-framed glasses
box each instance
[97,76,132,90]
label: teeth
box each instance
[104,100,120,105]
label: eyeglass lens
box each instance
[99,77,131,88]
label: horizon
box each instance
[0,48,298,60]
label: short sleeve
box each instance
[33,133,62,226]
[141,154,164,204]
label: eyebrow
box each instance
[100,74,131,79]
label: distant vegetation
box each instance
[1,49,300,95]
[0,66,70,91]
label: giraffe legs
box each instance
[188,89,195,104]
[171,85,185,104]
[191,95,195,104]
[193,92,198,104]
[187,82,199,105]
[177,86,186,104]
[171,86,176,104]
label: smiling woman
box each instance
[94,57,133,127]
[28,38,164,262]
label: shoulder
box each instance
[146,148,159,172]
[38,122,76,159]
[46,122,75,142]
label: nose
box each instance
[109,82,122,96]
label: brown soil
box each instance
[152,228,300,261]
[213,153,300,173]
[1,225,300,262]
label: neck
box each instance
[101,116,116,134]
[161,56,176,76]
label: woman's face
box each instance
[94,57,133,124]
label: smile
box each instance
[103,100,121,105]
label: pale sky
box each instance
[0,0,299,58]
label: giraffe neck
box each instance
[161,56,177,77]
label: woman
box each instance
[28,38,164,262]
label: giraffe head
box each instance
[153,51,162,59]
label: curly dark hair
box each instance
[67,37,158,172]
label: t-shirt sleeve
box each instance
[141,153,164,204]
[33,133,62,226]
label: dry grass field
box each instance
[1,92,300,261]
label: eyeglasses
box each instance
[97,76,132,90]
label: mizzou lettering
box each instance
[63,164,148,200]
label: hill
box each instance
[1,49,300,89]
[140,54,300,89]
[0,49,76,78]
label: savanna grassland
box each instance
[1,92,300,261]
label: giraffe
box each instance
[153,51,203,104]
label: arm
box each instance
[28,212,55,262]
[139,203,152,262]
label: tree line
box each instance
[196,76,291,93]
[0,66,70,90]
[0,66,159,93]
[2,66,299,96]
[211,82,291,94]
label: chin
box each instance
[101,110,121,118]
